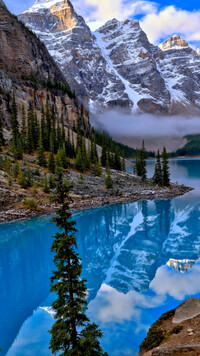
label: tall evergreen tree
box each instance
[140,141,147,181]
[48,133,56,174]
[27,102,35,153]
[49,171,107,356]
[162,147,170,186]
[153,150,162,186]
[101,131,107,167]
[41,105,46,149]
[0,110,5,149]
[37,134,47,167]
[11,92,19,147]
[45,99,51,150]
[21,105,27,150]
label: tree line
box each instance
[0,93,125,177]
[135,141,170,186]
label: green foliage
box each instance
[135,141,147,181]
[43,174,50,193]
[49,171,107,356]
[17,168,27,189]
[173,134,200,157]
[93,160,102,177]
[105,169,113,189]
[11,92,19,147]
[162,147,170,186]
[101,131,107,167]
[21,105,27,150]
[0,110,5,148]
[4,157,11,174]
[48,173,56,189]
[140,309,176,353]
[13,161,20,178]
[153,150,162,186]
[23,198,38,210]
[140,325,165,352]
[8,176,13,186]
[56,145,68,169]
[37,135,47,167]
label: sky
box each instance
[4,0,200,47]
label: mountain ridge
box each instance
[19,0,200,115]
[0,0,89,131]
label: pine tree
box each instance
[17,167,27,189]
[41,105,46,149]
[153,150,162,186]
[11,92,19,147]
[105,168,113,189]
[37,134,47,167]
[49,171,107,356]
[0,110,5,149]
[138,141,147,181]
[93,160,102,177]
[162,147,170,186]
[21,105,27,150]
[48,134,56,174]
[45,99,51,150]
[101,131,107,167]
[56,145,68,169]
[43,174,50,193]
[75,147,84,172]
[122,151,125,171]
[34,111,40,149]
[15,135,23,160]
[13,161,20,178]
[27,102,34,153]
[114,147,121,171]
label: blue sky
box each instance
[4,0,200,47]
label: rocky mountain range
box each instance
[19,0,200,115]
[0,0,89,133]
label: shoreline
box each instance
[0,182,193,223]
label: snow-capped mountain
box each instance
[19,0,200,115]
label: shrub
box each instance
[23,198,38,210]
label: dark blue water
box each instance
[1,159,200,356]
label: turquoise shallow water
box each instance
[1,159,200,355]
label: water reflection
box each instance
[1,159,200,355]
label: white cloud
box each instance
[72,0,157,30]
[72,0,200,47]
[150,261,200,300]
[141,5,200,46]
[88,283,165,325]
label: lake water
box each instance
[1,159,200,356]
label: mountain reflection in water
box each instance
[1,159,200,355]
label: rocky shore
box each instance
[0,168,193,223]
[140,298,200,356]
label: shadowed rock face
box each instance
[0,1,89,128]
[19,0,200,115]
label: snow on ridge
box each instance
[24,0,69,13]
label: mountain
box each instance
[19,0,200,115]
[159,34,189,51]
[0,0,89,131]
[19,0,131,111]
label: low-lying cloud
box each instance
[91,111,200,139]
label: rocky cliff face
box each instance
[19,0,131,111]
[0,1,89,129]
[19,0,200,115]
[159,35,189,51]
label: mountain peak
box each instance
[159,34,189,51]
[24,0,72,13]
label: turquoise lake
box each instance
[1,159,200,355]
